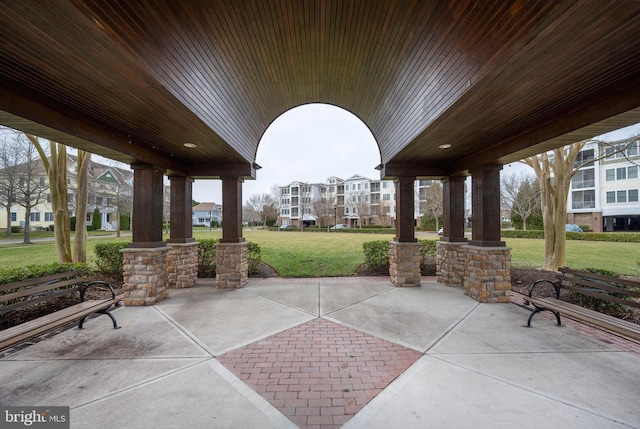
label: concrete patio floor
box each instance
[1,277,639,429]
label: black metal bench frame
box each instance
[524,267,640,342]
[0,271,122,351]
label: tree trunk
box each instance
[23,207,31,244]
[28,134,72,262]
[4,207,12,238]
[524,142,585,272]
[73,151,90,262]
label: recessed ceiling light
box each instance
[183,143,197,148]
[439,144,452,149]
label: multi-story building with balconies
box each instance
[278,175,440,228]
[568,139,639,232]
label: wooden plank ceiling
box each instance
[1,0,639,179]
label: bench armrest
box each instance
[80,281,118,301]
[528,279,561,299]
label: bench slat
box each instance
[559,277,640,299]
[0,271,79,293]
[558,284,640,310]
[527,297,640,342]
[0,299,119,350]
[0,287,82,315]
[1,279,83,304]
[560,268,640,291]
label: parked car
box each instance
[565,224,583,232]
[279,224,294,230]
[330,224,349,230]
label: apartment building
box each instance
[567,139,640,232]
[278,175,438,228]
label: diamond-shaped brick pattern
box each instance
[217,318,422,428]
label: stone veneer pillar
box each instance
[165,242,198,289]
[389,241,421,287]
[436,241,468,288]
[215,242,248,288]
[464,245,511,303]
[121,246,169,306]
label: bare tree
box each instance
[523,135,637,271]
[313,194,336,230]
[247,193,278,227]
[0,130,23,237]
[14,138,47,244]
[501,173,540,230]
[353,190,371,228]
[422,182,443,231]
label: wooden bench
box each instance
[524,267,640,342]
[0,271,123,350]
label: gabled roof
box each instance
[192,203,220,212]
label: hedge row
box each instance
[0,262,92,286]
[270,227,398,234]
[500,230,640,242]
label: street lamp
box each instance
[334,206,337,231]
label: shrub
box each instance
[197,238,218,277]
[247,241,262,275]
[94,242,129,275]
[120,214,131,231]
[92,208,102,230]
[0,262,91,286]
[419,215,442,231]
[362,240,390,271]
[418,239,437,271]
[10,226,20,233]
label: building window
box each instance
[383,194,390,201]
[606,191,616,204]
[617,167,626,180]
[30,212,41,222]
[571,190,595,209]
[572,168,594,189]
[11,212,16,222]
[574,149,594,168]
[629,165,638,179]
[364,183,369,190]
[605,169,615,181]
[39,176,46,186]
[45,212,54,222]
[617,190,627,203]
[629,189,639,202]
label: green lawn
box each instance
[505,238,640,275]
[195,230,397,277]
[1,229,638,277]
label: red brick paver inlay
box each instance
[217,318,422,429]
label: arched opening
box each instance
[244,103,382,229]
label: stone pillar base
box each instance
[436,241,468,288]
[121,246,169,306]
[464,245,511,303]
[166,242,198,288]
[389,241,421,287]
[215,242,248,288]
